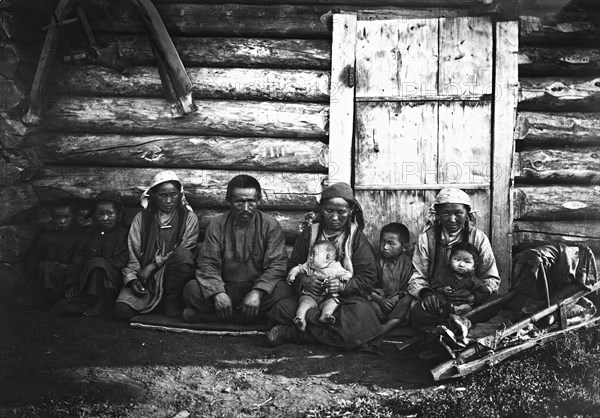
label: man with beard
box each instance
[182,175,294,324]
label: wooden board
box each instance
[56,66,330,103]
[438,102,491,185]
[328,13,356,185]
[355,102,437,185]
[492,21,518,292]
[515,146,600,184]
[515,112,600,146]
[356,19,438,99]
[519,77,600,112]
[95,35,331,70]
[439,17,492,97]
[32,166,325,210]
[22,134,328,172]
[514,186,600,221]
[42,97,328,139]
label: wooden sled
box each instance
[430,282,600,381]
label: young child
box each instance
[74,199,94,229]
[370,223,414,333]
[287,240,352,331]
[13,199,81,312]
[431,242,491,316]
[56,192,129,316]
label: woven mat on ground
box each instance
[130,314,271,335]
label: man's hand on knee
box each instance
[213,292,233,320]
[241,289,263,320]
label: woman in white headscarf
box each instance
[115,171,199,320]
[408,188,500,328]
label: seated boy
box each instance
[13,199,81,311]
[370,223,414,334]
[287,240,352,331]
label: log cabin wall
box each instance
[0,0,598,296]
[513,0,600,263]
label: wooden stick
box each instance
[130,322,267,336]
[432,316,600,381]
[22,0,72,125]
[464,291,516,319]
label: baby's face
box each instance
[450,249,475,276]
[309,246,331,269]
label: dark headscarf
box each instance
[319,182,365,230]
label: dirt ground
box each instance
[0,302,439,417]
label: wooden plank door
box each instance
[328,15,518,285]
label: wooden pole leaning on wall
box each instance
[492,21,519,291]
[328,13,357,186]
[22,0,72,125]
[130,0,196,117]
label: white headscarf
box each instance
[140,170,193,212]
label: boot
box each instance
[267,324,315,346]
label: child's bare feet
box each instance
[84,299,107,317]
[319,313,336,324]
[293,316,307,331]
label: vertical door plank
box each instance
[437,101,492,185]
[439,17,493,97]
[493,21,519,291]
[356,19,439,99]
[357,189,437,248]
[329,13,357,185]
[355,102,437,186]
[356,19,401,98]
[396,19,439,100]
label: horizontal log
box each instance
[518,46,600,76]
[519,15,600,46]
[0,148,42,185]
[56,66,330,102]
[42,97,328,139]
[32,166,325,210]
[153,0,492,5]
[21,133,328,172]
[95,35,331,70]
[515,147,600,184]
[88,2,491,38]
[89,3,332,38]
[122,207,306,244]
[513,231,600,258]
[514,185,600,221]
[519,77,600,112]
[0,184,39,225]
[0,75,24,110]
[515,112,600,146]
[514,220,600,239]
[0,222,37,263]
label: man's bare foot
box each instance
[84,299,107,317]
[319,313,335,324]
[293,316,306,331]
